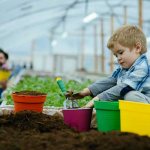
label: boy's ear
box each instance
[135,42,142,53]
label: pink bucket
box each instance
[63,108,93,132]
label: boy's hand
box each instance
[71,92,85,100]
[65,90,74,98]
[65,91,84,100]
[65,88,91,100]
[72,88,91,100]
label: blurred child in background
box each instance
[0,49,10,97]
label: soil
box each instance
[0,111,150,150]
[13,91,46,96]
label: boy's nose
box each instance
[117,57,122,63]
[117,56,121,61]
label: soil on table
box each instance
[13,91,46,96]
[0,111,150,150]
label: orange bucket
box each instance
[12,91,47,112]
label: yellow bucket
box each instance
[0,70,11,81]
[119,100,150,136]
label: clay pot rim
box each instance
[12,94,47,103]
[12,94,47,98]
[12,92,47,97]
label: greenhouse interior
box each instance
[0,0,150,149]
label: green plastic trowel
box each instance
[56,77,79,109]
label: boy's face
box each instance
[0,52,7,67]
[112,43,141,69]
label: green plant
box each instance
[5,76,93,107]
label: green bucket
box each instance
[94,101,120,132]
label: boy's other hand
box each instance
[83,96,99,108]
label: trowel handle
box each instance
[56,77,66,94]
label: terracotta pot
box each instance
[12,91,47,112]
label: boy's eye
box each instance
[114,54,118,58]
[118,50,123,55]
[113,49,124,57]
[118,51,123,54]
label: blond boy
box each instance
[68,25,150,108]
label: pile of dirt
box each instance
[0,111,149,150]
[0,111,68,132]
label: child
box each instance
[67,25,150,108]
[0,49,10,97]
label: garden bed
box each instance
[2,76,93,107]
[0,111,150,150]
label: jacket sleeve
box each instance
[96,83,133,100]
[88,77,117,97]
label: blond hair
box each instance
[107,25,147,54]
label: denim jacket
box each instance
[88,54,150,100]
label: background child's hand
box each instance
[0,80,7,89]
